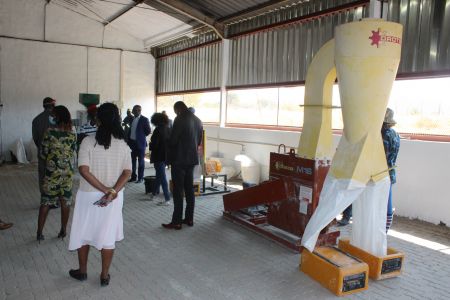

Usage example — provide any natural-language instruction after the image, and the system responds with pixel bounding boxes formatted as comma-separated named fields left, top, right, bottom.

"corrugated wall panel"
left=154, top=31, right=220, bottom=57
left=227, top=5, right=367, bottom=87
left=387, top=0, right=450, bottom=73
left=157, top=42, right=222, bottom=93
left=225, top=0, right=362, bottom=36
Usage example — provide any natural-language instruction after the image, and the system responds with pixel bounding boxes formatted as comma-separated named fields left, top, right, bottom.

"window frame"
left=155, top=88, right=221, bottom=125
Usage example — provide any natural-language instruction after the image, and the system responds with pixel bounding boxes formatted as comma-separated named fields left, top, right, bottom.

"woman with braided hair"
left=68, top=103, right=132, bottom=287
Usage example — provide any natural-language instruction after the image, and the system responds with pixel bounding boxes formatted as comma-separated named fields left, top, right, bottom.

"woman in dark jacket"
left=149, top=113, right=171, bottom=205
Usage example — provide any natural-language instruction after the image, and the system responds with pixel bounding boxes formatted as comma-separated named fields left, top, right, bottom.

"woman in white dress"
left=68, top=103, right=131, bottom=287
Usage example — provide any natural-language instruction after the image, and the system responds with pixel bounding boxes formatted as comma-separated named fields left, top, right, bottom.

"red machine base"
left=223, top=211, right=340, bottom=253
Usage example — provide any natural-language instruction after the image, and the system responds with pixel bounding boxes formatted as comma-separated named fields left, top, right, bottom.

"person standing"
left=161, top=110, right=173, bottom=128
left=149, top=113, right=171, bottom=206
left=128, top=105, right=150, bottom=183
left=382, top=108, right=400, bottom=233
left=68, top=103, right=131, bottom=287
left=162, top=101, right=203, bottom=230
left=32, top=97, right=56, bottom=207
left=77, top=104, right=98, bottom=143
left=122, top=108, right=134, bottom=142
left=36, top=106, right=76, bottom=242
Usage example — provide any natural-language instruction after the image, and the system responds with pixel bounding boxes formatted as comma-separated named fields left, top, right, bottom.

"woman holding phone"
left=68, top=103, right=131, bottom=287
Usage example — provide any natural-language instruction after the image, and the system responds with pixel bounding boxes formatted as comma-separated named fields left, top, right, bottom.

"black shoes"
left=58, top=229, right=66, bottom=240
left=162, top=223, right=182, bottom=230
left=69, top=269, right=87, bottom=281
left=128, top=178, right=137, bottom=183
left=135, top=179, right=143, bottom=184
left=100, top=274, right=110, bottom=287
left=69, top=269, right=110, bottom=286
left=0, top=220, right=13, bottom=230
left=182, top=219, right=194, bottom=227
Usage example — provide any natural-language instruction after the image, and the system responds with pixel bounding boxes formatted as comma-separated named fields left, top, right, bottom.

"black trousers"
left=130, top=141, right=145, bottom=181
left=171, top=164, right=195, bottom=224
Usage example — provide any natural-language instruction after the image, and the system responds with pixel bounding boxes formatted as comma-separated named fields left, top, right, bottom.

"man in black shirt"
left=162, top=101, right=203, bottom=230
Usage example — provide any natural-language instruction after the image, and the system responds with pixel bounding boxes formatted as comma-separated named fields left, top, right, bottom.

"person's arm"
left=78, top=166, right=109, bottom=194
left=113, top=170, right=132, bottom=194
left=169, top=117, right=181, bottom=146
left=197, top=121, right=204, bottom=146
left=143, top=117, right=151, bottom=136
left=32, top=120, right=39, bottom=147
left=40, top=131, right=50, bottom=160
left=149, top=128, right=157, bottom=151
left=103, top=146, right=132, bottom=202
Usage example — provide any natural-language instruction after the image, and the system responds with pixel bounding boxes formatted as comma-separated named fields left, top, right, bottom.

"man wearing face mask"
left=32, top=97, right=57, bottom=207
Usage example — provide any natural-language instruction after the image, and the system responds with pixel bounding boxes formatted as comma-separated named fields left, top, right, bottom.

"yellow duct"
left=298, top=40, right=336, bottom=161
left=298, top=19, right=402, bottom=184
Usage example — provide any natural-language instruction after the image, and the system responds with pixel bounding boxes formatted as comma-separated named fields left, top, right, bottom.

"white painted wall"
left=122, top=51, right=155, bottom=119
left=204, top=126, right=450, bottom=226
left=0, top=0, right=45, bottom=40
left=0, top=38, right=155, bottom=161
left=0, top=0, right=145, bottom=51
left=0, top=0, right=155, bottom=160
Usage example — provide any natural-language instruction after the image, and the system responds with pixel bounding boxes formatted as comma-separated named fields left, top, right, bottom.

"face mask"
left=49, top=116, right=56, bottom=126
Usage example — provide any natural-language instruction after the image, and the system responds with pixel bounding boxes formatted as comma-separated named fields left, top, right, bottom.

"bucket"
left=143, top=176, right=156, bottom=194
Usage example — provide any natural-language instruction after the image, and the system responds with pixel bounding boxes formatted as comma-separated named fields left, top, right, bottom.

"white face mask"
left=49, top=116, right=56, bottom=125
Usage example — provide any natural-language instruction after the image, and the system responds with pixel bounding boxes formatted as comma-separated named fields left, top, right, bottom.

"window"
left=388, top=77, right=450, bottom=136
left=159, top=77, right=450, bottom=138
left=226, top=86, right=344, bottom=129
left=225, top=76, right=450, bottom=138
left=226, top=88, right=278, bottom=125
left=278, top=87, right=305, bottom=127
left=156, top=91, right=221, bottom=124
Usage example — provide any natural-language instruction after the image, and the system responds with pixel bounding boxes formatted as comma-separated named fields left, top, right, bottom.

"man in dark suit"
left=128, top=105, right=151, bottom=183
left=32, top=97, right=58, bottom=208
left=162, top=101, right=203, bottom=230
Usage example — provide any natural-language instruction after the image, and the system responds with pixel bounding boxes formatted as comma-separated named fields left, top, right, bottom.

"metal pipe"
left=206, top=136, right=296, bottom=149
left=0, top=35, right=148, bottom=54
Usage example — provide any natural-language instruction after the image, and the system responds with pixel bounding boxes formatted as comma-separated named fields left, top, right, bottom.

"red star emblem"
left=369, top=28, right=381, bottom=48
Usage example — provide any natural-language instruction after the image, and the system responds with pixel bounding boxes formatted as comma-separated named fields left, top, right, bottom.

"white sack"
left=301, top=174, right=364, bottom=252
left=9, top=138, right=29, bottom=164
left=301, top=174, right=390, bottom=256
left=352, top=177, right=390, bottom=256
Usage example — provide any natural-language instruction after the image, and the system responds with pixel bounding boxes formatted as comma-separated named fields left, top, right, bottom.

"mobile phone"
left=93, top=199, right=110, bottom=206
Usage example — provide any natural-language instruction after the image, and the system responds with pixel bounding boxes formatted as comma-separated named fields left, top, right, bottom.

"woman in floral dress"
left=36, top=105, right=76, bottom=242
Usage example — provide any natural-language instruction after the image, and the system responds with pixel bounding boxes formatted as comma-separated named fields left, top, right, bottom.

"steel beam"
left=147, top=0, right=224, bottom=38
left=219, top=0, right=304, bottom=23
left=106, top=0, right=144, bottom=24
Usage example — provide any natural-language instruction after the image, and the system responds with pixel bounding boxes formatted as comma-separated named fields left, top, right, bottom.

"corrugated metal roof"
left=184, top=0, right=271, bottom=19
left=51, top=0, right=198, bottom=47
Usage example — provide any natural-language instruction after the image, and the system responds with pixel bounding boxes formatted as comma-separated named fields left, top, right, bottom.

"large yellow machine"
left=299, top=18, right=404, bottom=295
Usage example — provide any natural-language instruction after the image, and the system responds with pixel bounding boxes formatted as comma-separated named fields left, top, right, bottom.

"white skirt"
left=69, top=190, right=124, bottom=251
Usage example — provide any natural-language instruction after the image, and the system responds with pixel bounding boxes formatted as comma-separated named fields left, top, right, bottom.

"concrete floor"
left=1, top=163, right=450, bottom=300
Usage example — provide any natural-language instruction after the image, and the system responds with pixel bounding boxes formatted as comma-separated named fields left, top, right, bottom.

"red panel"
left=267, top=153, right=331, bottom=236
left=223, top=179, right=289, bottom=212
